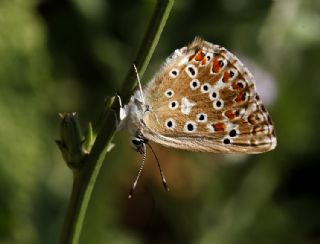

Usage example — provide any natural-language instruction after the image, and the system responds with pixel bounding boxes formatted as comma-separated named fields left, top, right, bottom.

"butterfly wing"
left=141, top=38, right=277, bottom=153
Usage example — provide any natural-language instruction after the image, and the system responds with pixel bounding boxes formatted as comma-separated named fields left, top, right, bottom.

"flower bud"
left=56, top=113, right=85, bottom=170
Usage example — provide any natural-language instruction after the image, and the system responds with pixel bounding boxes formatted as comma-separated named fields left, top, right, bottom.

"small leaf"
left=83, top=122, right=96, bottom=154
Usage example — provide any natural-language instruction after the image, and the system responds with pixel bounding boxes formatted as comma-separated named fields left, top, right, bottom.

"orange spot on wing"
left=188, top=51, right=197, bottom=61
left=232, top=82, right=240, bottom=89
left=201, top=58, right=207, bottom=65
left=235, top=92, right=246, bottom=102
left=212, top=58, right=220, bottom=73
left=213, top=123, right=225, bottom=131
left=194, top=50, right=205, bottom=61
left=222, top=71, right=230, bottom=83
left=224, top=110, right=235, bottom=120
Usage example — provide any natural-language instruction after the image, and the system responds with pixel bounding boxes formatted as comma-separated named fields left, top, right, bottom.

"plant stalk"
left=59, top=0, right=174, bottom=243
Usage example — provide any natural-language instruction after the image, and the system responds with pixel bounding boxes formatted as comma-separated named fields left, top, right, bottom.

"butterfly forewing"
left=141, top=38, right=276, bottom=153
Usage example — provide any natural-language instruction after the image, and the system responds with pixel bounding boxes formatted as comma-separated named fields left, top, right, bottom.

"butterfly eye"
left=169, top=68, right=179, bottom=78
left=168, top=100, right=179, bottom=110
left=131, top=139, right=143, bottom=146
left=201, top=83, right=211, bottom=93
left=130, top=136, right=146, bottom=153
left=165, top=89, right=174, bottom=98
left=184, top=121, right=197, bottom=133
left=190, top=79, right=200, bottom=90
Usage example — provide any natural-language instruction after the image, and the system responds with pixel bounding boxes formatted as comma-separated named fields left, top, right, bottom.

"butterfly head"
left=130, top=134, right=148, bottom=154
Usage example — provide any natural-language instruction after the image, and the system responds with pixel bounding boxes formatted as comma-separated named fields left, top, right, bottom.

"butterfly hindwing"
left=139, top=38, right=276, bottom=153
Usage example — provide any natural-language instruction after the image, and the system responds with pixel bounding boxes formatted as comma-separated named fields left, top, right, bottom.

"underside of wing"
left=141, top=38, right=277, bottom=154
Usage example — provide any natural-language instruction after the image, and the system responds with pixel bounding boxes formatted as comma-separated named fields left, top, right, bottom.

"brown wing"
left=141, top=38, right=276, bottom=153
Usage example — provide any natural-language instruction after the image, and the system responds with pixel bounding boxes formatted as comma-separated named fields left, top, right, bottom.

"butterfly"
left=118, top=37, right=277, bottom=197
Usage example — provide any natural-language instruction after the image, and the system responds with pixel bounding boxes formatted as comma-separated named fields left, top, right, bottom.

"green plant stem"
left=59, top=1, right=174, bottom=244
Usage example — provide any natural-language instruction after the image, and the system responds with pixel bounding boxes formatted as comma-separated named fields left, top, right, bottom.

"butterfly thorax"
left=118, top=90, right=152, bottom=151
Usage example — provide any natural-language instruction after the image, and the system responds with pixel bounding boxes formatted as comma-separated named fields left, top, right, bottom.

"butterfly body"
left=120, top=38, right=277, bottom=154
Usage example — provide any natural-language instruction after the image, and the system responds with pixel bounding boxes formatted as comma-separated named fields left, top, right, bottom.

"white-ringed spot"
left=185, top=64, right=198, bottom=78
left=213, top=99, right=224, bottom=110
left=181, top=97, right=196, bottom=115
left=168, top=100, right=179, bottom=110
left=211, top=58, right=227, bottom=74
left=209, top=89, right=218, bottom=100
left=196, top=113, right=208, bottom=123
left=223, top=137, right=232, bottom=145
left=228, top=129, right=238, bottom=138
left=164, top=118, right=176, bottom=130
left=184, top=121, right=197, bottom=133
left=229, top=68, right=237, bottom=80
left=218, top=59, right=227, bottom=69
left=206, top=53, right=213, bottom=61
left=201, top=83, right=211, bottom=93
left=236, top=80, right=246, bottom=89
left=169, top=68, right=179, bottom=78
left=190, top=79, right=200, bottom=90
left=164, top=89, right=174, bottom=98
left=199, top=52, right=213, bottom=66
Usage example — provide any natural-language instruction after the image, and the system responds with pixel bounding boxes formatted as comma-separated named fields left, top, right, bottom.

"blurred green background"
left=1, top=0, right=320, bottom=243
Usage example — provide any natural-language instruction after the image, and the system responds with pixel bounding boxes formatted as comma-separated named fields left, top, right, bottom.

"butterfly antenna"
left=133, top=64, right=145, bottom=105
left=146, top=143, right=169, bottom=192
left=128, top=143, right=147, bottom=199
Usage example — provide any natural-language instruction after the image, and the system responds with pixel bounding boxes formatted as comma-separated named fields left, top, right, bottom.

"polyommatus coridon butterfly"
left=118, top=37, right=277, bottom=197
